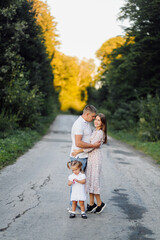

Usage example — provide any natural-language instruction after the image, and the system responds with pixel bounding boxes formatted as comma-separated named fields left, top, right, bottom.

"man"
left=70, top=105, right=101, bottom=170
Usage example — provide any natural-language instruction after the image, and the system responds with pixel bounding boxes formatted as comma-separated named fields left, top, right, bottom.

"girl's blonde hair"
left=67, top=160, right=82, bottom=171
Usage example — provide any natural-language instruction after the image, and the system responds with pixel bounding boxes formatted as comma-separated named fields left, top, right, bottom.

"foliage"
left=0, top=111, right=18, bottom=134
left=138, top=95, right=160, bottom=141
left=108, top=127, right=160, bottom=164
left=0, top=110, right=58, bottom=169
left=0, top=0, right=58, bottom=129
left=32, top=0, right=60, bottom=59
left=95, top=36, right=126, bottom=78
left=92, top=0, right=160, bottom=142
left=53, top=52, right=95, bottom=111
left=32, top=0, right=95, bottom=112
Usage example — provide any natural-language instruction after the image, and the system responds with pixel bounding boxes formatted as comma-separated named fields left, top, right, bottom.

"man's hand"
left=92, top=141, right=101, bottom=148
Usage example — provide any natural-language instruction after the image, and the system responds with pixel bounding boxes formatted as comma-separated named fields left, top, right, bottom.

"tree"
left=32, top=0, right=60, bottom=60
left=93, top=0, right=160, bottom=130
left=0, top=0, right=55, bottom=127
left=96, top=36, right=125, bottom=77
left=53, top=52, right=95, bottom=111
left=118, top=0, right=160, bottom=97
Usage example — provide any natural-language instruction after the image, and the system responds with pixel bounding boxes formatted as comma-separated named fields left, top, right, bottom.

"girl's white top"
left=68, top=172, right=86, bottom=201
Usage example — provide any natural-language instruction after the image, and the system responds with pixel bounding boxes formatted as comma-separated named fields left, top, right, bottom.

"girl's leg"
left=89, top=193, right=95, bottom=206
left=79, top=201, right=87, bottom=219
left=95, top=194, right=102, bottom=206
left=79, top=201, right=85, bottom=212
left=72, top=201, right=77, bottom=212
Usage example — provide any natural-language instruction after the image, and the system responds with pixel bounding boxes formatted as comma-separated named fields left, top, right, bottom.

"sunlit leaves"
left=32, top=0, right=95, bottom=112
left=53, top=52, right=95, bottom=111
left=32, top=0, right=60, bottom=59
left=95, top=36, right=126, bottom=79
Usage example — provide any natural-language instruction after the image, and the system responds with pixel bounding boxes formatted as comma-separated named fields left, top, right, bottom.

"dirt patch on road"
left=110, top=188, right=155, bottom=240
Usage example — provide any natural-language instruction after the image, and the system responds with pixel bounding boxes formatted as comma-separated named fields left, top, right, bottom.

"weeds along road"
left=0, top=114, right=160, bottom=240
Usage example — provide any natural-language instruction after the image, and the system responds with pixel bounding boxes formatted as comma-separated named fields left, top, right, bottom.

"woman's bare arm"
left=75, top=135, right=100, bottom=148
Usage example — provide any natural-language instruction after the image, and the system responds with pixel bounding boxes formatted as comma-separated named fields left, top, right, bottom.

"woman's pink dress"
left=85, top=129, right=104, bottom=194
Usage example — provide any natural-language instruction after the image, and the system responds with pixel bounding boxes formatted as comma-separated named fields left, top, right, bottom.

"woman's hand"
left=72, top=149, right=83, bottom=157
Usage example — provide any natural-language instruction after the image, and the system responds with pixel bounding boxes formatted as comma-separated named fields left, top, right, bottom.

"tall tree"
left=32, top=0, right=60, bottom=59
left=0, top=0, right=55, bottom=127
left=91, top=0, right=160, bottom=130
left=118, top=0, right=160, bottom=96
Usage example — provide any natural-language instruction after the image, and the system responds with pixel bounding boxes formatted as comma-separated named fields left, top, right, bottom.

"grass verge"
left=108, top=128, right=160, bottom=165
left=0, top=112, right=58, bottom=170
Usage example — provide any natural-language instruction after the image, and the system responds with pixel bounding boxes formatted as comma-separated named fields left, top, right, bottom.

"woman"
left=72, top=113, right=107, bottom=214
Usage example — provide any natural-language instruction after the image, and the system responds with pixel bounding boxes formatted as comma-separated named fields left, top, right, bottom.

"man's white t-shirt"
left=70, top=116, right=92, bottom=158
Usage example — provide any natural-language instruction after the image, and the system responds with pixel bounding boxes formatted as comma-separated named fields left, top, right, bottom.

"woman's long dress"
left=85, top=129, right=104, bottom=194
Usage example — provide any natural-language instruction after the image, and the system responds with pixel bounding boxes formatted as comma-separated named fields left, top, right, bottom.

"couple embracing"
left=67, top=105, right=107, bottom=219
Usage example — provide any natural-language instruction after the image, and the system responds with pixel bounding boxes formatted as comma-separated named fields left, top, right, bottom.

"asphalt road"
left=0, top=114, right=160, bottom=240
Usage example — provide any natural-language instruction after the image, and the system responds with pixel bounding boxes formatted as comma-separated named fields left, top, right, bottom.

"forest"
left=0, top=0, right=160, bottom=168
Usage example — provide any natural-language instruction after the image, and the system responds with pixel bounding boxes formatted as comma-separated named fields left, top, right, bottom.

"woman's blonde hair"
left=97, top=113, right=107, bottom=144
left=67, top=160, right=82, bottom=171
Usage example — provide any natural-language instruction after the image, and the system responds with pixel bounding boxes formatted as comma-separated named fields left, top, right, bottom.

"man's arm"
left=75, top=135, right=100, bottom=148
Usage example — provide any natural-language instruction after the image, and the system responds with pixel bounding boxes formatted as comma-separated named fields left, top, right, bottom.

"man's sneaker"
left=86, top=203, right=97, bottom=213
left=69, top=213, right=76, bottom=218
left=94, top=202, right=106, bottom=214
left=81, top=213, right=87, bottom=219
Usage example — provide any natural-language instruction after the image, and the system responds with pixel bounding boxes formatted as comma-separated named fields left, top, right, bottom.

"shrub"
left=0, top=110, right=18, bottom=135
left=110, top=101, right=139, bottom=130
left=138, top=95, right=160, bottom=141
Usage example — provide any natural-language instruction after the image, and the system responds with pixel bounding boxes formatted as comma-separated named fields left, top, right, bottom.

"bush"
left=0, top=111, right=18, bottom=135
left=4, top=74, right=44, bottom=128
left=138, top=95, right=160, bottom=141
left=110, top=101, right=139, bottom=130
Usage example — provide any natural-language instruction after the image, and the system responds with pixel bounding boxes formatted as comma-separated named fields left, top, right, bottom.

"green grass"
left=0, top=112, right=58, bottom=170
left=108, top=128, right=160, bottom=164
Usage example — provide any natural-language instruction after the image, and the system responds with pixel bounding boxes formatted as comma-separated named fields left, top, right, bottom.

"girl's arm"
left=73, top=178, right=86, bottom=184
left=68, top=180, right=73, bottom=186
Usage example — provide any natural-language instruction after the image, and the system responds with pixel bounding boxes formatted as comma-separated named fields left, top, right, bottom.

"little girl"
left=67, top=160, right=87, bottom=219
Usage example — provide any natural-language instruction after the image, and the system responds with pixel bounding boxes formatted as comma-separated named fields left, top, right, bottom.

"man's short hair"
left=83, top=105, right=97, bottom=114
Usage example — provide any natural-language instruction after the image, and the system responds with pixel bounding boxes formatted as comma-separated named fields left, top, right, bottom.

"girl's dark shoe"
left=81, top=213, right=87, bottom=219
left=69, top=213, right=76, bottom=218
left=94, top=202, right=106, bottom=214
left=86, top=203, right=97, bottom=213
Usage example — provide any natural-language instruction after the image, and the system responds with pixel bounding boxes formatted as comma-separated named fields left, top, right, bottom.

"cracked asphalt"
left=0, top=114, right=160, bottom=240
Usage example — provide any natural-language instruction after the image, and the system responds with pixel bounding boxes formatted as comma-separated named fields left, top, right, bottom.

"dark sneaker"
left=86, top=203, right=97, bottom=213
left=94, top=202, right=106, bottom=214
left=69, top=213, right=76, bottom=218
left=81, top=213, right=87, bottom=219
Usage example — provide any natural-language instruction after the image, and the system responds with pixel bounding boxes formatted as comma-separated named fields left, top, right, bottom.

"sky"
left=44, top=0, right=128, bottom=65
